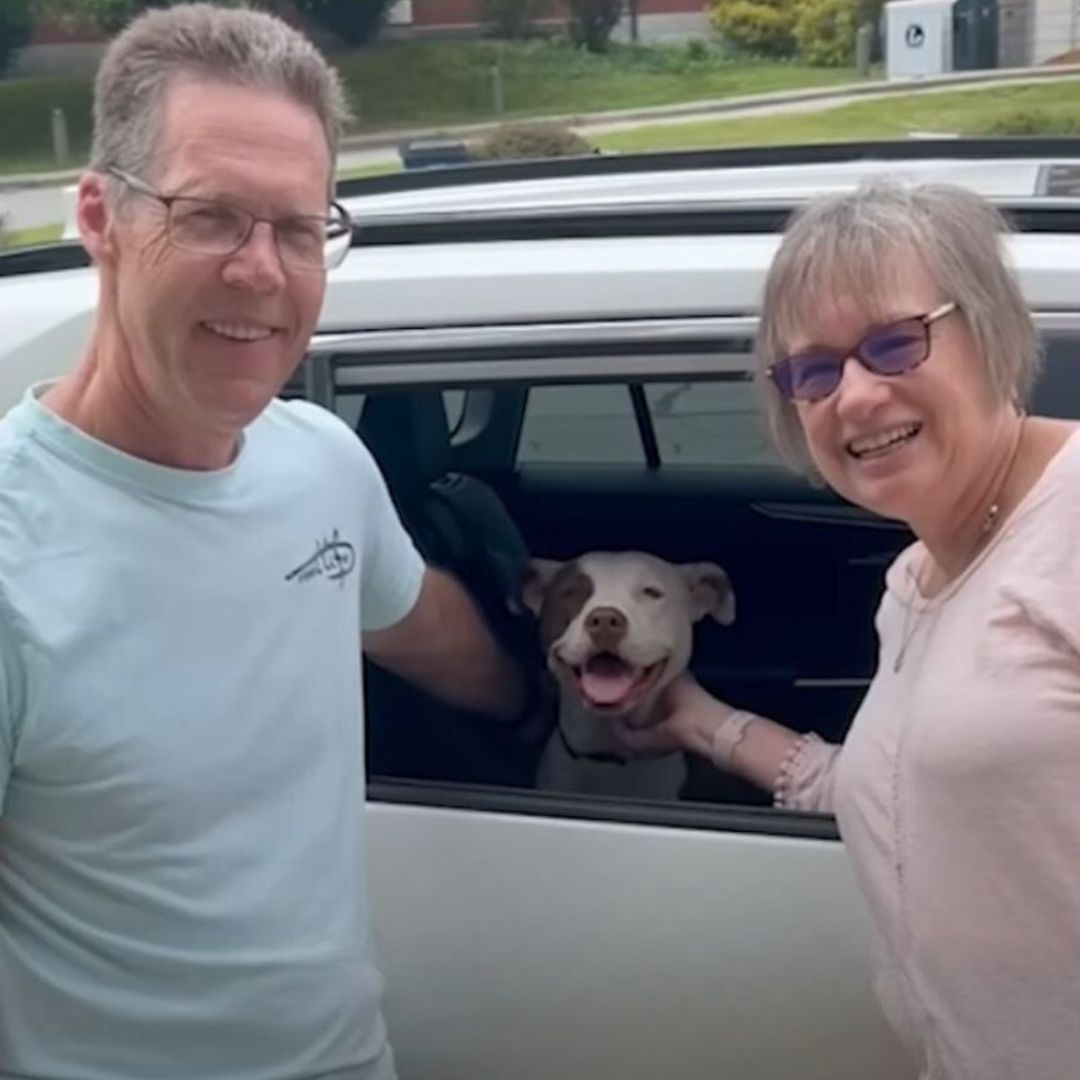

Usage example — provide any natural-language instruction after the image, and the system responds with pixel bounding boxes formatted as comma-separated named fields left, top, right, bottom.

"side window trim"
left=629, top=383, right=661, bottom=469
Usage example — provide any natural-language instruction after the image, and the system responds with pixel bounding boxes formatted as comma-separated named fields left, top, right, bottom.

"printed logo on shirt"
left=285, top=529, right=357, bottom=587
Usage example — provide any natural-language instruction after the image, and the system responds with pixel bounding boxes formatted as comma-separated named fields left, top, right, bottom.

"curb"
left=2, top=63, right=1078, bottom=193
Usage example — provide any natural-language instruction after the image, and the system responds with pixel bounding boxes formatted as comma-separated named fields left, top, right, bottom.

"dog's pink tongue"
left=581, top=669, right=637, bottom=705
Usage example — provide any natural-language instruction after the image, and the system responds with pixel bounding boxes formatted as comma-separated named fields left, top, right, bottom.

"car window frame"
left=306, top=312, right=1079, bottom=840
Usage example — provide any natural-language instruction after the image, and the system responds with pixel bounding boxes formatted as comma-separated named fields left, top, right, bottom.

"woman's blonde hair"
left=755, top=181, right=1041, bottom=473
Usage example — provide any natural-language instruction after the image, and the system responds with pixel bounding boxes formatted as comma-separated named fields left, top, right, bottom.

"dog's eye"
left=642, top=586, right=664, bottom=599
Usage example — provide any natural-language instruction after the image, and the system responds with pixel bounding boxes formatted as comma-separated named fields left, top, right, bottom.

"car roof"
left=2, top=139, right=1078, bottom=416
left=337, top=138, right=1080, bottom=224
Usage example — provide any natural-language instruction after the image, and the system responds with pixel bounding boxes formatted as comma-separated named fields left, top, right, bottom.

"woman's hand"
left=609, top=674, right=740, bottom=762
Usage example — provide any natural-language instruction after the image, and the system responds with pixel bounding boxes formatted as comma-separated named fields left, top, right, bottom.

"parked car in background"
left=2, top=138, right=1078, bottom=1080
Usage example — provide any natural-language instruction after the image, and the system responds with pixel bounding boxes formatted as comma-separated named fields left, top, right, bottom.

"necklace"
left=892, top=416, right=1027, bottom=674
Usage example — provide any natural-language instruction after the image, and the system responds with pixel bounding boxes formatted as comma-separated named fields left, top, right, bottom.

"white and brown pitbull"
left=523, top=551, right=735, bottom=799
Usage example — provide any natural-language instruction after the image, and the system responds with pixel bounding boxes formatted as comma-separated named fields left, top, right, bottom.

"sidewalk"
left=3, top=63, right=1078, bottom=193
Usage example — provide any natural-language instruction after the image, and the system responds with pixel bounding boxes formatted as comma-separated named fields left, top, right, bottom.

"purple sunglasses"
left=768, top=301, right=958, bottom=403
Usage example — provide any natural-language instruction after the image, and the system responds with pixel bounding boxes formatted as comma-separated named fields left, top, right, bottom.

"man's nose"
left=833, top=356, right=891, bottom=420
left=221, top=221, right=286, bottom=293
left=585, top=606, right=628, bottom=646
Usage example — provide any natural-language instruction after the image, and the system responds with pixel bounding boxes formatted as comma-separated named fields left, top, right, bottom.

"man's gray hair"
left=90, top=2, right=350, bottom=192
left=755, top=181, right=1041, bottom=474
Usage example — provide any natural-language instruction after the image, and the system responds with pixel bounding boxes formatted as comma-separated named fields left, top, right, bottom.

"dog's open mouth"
left=573, top=652, right=666, bottom=711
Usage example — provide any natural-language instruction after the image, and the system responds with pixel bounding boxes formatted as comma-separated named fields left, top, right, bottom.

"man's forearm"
left=363, top=568, right=526, bottom=722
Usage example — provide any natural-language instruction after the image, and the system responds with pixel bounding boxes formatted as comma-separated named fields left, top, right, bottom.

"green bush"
left=473, top=122, right=596, bottom=160
left=977, top=108, right=1080, bottom=136
left=0, top=75, right=93, bottom=164
left=567, top=0, right=625, bottom=54
left=294, top=0, right=397, bottom=45
left=480, top=0, right=552, bottom=38
left=794, top=0, right=859, bottom=67
left=684, top=38, right=710, bottom=62
left=708, top=0, right=797, bottom=59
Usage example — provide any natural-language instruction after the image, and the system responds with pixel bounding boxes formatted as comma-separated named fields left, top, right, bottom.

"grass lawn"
left=334, top=40, right=863, bottom=129
left=0, top=222, right=63, bottom=250
left=594, top=79, right=1080, bottom=152
left=336, top=161, right=404, bottom=182
left=0, top=39, right=866, bottom=176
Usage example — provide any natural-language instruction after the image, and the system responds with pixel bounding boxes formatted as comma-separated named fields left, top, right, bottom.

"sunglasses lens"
left=862, top=320, right=927, bottom=375
left=777, top=354, right=841, bottom=402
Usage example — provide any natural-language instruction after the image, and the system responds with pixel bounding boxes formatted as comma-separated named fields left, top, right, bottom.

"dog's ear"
left=681, top=563, right=736, bottom=626
left=520, top=558, right=564, bottom=616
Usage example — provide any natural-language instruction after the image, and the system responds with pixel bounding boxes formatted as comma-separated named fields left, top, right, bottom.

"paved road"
left=3, top=69, right=1077, bottom=235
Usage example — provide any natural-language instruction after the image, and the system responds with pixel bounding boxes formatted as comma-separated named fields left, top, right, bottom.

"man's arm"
left=362, top=567, right=526, bottom=723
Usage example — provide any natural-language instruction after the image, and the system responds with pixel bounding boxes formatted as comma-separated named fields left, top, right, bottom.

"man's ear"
left=76, top=171, right=118, bottom=264
left=681, top=562, right=736, bottom=626
left=520, top=558, right=564, bottom=617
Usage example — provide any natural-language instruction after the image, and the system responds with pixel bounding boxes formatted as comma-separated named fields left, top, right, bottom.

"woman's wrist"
left=709, top=709, right=759, bottom=771
left=681, top=694, right=754, bottom=765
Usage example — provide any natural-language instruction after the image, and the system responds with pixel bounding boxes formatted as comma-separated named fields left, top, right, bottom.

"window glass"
left=517, top=379, right=782, bottom=467
left=646, top=380, right=781, bottom=467
left=334, top=391, right=465, bottom=433
left=443, top=389, right=466, bottom=433
left=1031, top=333, right=1080, bottom=421
left=519, top=384, right=645, bottom=465
left=335, top=392, right=366, bottom=430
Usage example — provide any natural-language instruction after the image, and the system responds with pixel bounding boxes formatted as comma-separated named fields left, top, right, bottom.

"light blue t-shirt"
left=0, top=388, right=425, bottom=1080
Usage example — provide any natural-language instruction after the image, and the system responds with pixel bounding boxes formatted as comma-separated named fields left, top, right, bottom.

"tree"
left=0, top=0, right=33, bottom=76
left=567, top=0, right=624, bottom=54
left=33, top=0, right=189, bottom=34
left=291, top=0, right=396, bottom=46
left=480, top=0, right=552, bottom=39
left=31, top=0, right=395, bottom=46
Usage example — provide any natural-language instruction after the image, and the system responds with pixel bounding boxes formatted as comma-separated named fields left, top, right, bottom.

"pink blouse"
left=777, top=429, right=1080, bottom=1079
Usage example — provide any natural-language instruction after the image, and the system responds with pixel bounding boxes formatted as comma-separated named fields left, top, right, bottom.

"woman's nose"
left=833, top=356, right=892, bottom=419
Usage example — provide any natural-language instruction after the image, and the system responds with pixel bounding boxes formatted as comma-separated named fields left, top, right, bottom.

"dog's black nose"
left=585, top=606, right=627, bottom=644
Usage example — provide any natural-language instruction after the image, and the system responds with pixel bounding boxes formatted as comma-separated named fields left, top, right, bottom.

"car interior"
left=322, top=326, right=1079, bottom=809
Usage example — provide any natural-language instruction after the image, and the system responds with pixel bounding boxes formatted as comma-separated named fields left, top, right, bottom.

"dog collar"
left=557, top=723, right=628, bottom=766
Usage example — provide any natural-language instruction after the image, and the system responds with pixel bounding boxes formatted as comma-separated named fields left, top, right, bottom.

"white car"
left=2, top=138, right=1079, bottom=1080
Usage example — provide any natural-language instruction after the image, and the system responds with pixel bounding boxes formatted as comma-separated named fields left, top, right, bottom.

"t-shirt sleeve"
left=0, top=612, right=23, bottom=813
left=354, top=440, right=426, bottom=632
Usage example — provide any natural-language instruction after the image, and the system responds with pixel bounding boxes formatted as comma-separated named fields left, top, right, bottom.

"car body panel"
left=367, top=799, right=913, bottom=1080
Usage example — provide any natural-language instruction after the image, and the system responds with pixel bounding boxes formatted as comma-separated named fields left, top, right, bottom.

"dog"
left=523, top=551, right=735, bottom=800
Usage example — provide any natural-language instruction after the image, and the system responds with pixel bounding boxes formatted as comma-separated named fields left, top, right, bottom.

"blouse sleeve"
left=773, top=732, right=842, bottom=813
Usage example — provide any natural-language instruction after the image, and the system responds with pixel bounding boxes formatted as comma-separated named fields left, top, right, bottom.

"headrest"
left=357, top=391, right=451, bottom=490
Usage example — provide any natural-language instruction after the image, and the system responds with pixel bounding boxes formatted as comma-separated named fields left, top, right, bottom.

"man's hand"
left=362, top=567, right=526, bottom=724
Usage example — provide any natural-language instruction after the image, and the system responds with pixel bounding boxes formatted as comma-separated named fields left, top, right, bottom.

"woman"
left=615, top=182, right=1080, bottom=1079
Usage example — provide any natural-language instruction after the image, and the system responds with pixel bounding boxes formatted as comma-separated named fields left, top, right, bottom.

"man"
left=0, top=5, right=524, bottom=1078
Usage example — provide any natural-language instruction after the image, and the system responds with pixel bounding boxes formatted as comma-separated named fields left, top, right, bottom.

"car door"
left=307, top=320, right=918, bottom=1080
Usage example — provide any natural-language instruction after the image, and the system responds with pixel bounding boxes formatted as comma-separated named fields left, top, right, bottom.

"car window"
left=517, top=379, right=781, bottom=467
left=1031, top=332, right=1080, bottom=420
left=518, top=384, right=646, bottom=465
left=357, top=366, right=884, bottom=819
left=646, top=381, right=780, bottom=467
left=333, top=390, right=465, bottom=433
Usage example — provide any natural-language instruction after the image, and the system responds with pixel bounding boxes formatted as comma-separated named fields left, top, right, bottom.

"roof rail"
left=336, top=136, right=1080, bottom=199
left=350, top=198, right=1079, bottom=248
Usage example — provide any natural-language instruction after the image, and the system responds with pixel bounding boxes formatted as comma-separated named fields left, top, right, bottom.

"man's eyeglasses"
left=767, top=302, right=958, bottom=403
left=106, top=167, right=353, bottom=272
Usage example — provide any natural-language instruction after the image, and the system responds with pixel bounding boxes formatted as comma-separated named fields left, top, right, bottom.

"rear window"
left=518, top=380, right=779, bottom=467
